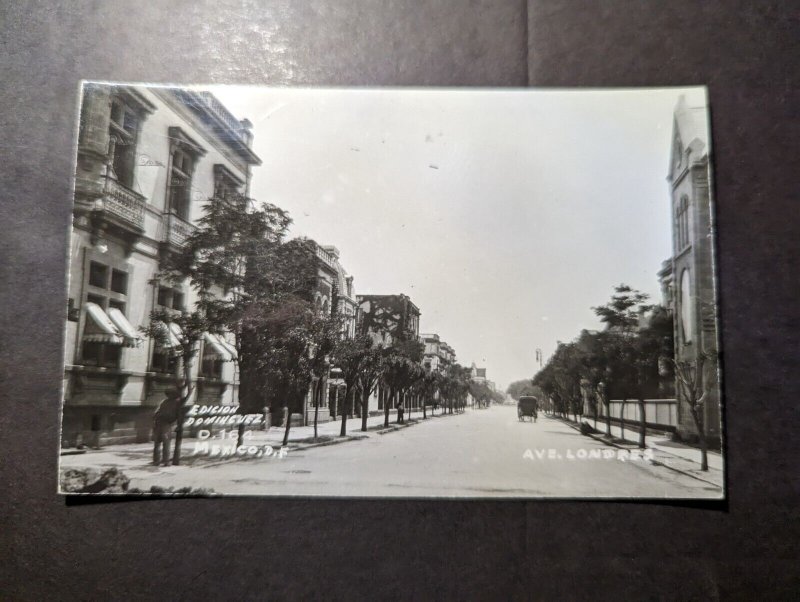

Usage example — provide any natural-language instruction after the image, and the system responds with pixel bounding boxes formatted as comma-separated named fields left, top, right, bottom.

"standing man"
left=152, top=388, right=181, bottom=466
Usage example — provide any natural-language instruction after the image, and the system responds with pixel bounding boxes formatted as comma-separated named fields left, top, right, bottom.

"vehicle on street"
left=517, top=396, right=538, bottom=422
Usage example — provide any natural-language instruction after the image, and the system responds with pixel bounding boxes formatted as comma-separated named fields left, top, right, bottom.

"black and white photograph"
left=58, top=83, right=723, bottom=498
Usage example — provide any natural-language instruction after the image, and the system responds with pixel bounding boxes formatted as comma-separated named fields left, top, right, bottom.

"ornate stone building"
left=421, top=333, right=456, bottom=374
left=356, top=294, right=421, bottom=414
left=299, top=244, right=358, bottom=425
left=664, top=95, right=721, bottom=444
left=63, top=84, right=260, bottom=446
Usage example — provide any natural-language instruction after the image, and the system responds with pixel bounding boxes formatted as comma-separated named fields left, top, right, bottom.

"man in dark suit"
left=152, top=388, right=181, bottom=466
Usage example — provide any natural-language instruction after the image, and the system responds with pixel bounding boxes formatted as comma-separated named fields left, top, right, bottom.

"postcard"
left=58, top=83, right=723, bottom=498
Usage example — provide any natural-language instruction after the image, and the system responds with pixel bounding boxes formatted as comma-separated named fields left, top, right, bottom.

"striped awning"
left=153, top=321, right=182, bottom=349
left=106, top=307, right=143, bottom=348
left=218, top=338, right=238, bottom=360
left=203, top=332, right=233, bottom=361
left=83, top=302, right=123, bottom=345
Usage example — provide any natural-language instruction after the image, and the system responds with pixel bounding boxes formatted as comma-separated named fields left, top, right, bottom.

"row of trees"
left=528, top=284, right=714, bottom=470
left=145, top=193, right=475, bottom=465
left=533, top=286, right=671, bottom=446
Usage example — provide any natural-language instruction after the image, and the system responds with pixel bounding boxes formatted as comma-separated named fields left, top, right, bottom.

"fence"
left=596, top=399, right=678, bottom=432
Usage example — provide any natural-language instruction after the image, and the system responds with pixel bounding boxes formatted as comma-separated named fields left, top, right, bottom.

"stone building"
left=421, top=333, right=456, bottom=373
left=664, top=95, right=721, bottom=445
left=63, top=84, right=260, bottom=447
left=356, top=294, right=421, bottom=414
left=300, top=244, right=357, bottom=425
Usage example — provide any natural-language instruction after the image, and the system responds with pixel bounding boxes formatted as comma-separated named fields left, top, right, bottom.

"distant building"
left=421, top=333, right=456, bottom=373
left=356, top=294, right=421, bottom=414
left=469, top=363, right=487, bottom=384
left=357, top=294, right=420, bottom=347
left=307, top=244, right=357, bottom=424
left=663, top=95, right=720, bottom=444
left=63, top=84, right=260, bottom=447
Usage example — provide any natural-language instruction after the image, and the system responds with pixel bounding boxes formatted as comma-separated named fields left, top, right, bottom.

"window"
left=675, top=195, right=691, bottom=251
left=89, top=262, right=108, bottom=288
left=151, top=285, right=185, bottom=374
left=166, top=127, right=206, bottom=220
left=81, top=341, right=122, bottom=368
left=151, top=342, right=179, bottom=375
left=110, top=269, right=128, bottom=294
left=680, top=269, right=694, bottom=344
left=80, top=260, right=129, bottom=368
left=213, top=164, right=244, bottom=200
left=200, top=346, right=223, bottom=379
left=157, top=286, right=185, bottom=311
left=168, top=148, right=193, bottom=219
left=108, top=97, right=140, bottom=188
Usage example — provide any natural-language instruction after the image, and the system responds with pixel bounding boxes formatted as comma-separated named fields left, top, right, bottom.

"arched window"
left=680, top=269, right=694, bottom=344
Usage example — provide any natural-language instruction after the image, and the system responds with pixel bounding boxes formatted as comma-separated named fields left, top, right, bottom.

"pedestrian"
left=152, top=388, right=181, bottom=466
left=397, top=399, right=405, bottom=424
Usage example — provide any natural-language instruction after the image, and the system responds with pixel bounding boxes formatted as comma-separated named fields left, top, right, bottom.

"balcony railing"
left=315, top=245, right=338, bottom=270
left=163, top=212, right=196, bottom=247
left=102, top=177, right=146, bottom=230
left=197, top=92, right=248, bottom=143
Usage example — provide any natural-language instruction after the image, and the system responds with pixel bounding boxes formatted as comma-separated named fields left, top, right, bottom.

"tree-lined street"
left=118, top=404, right=721, bottom=498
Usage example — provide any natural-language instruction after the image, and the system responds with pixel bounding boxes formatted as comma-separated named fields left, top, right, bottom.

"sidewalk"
left=557, top=415, right=724, bottom=489
left=59, top=409, right=451, bottom=479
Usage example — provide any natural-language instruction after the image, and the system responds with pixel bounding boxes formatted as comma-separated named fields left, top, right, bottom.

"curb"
left=198, top=416, right=436, bottom=469
left=557, top=417, right=723, bottom=488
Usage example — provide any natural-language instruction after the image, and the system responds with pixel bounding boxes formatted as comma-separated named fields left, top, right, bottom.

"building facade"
left=299, top=244, right=358, bottom=425
left=63, top=84, right=260, bottom=447
left=664, top=95, right=721, bottom=444
left=421, top=333, right=456, bottom=374
left=356, top=294, right=421, bottom=414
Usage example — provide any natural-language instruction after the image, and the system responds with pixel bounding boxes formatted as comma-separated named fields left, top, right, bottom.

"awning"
left=218, top=338, right=238, bottom=360
left=168, top=322, right=184, bottom=348
left=153, top=321, right=182, bottom=349
left=106, top=307, right=143, bottom=348
left=203, top=332, right=232, bottom=361
left=83, top=302, right=123, bottom=345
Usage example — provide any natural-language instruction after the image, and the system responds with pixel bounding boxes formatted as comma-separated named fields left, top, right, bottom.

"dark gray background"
left=1, top=1, right=797, bottom=599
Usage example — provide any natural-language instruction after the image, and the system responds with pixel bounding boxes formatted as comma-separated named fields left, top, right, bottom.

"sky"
left=206, top=85, right=708, bottom=391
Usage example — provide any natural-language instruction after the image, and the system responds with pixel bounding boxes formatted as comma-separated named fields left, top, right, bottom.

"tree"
left=245, top=237, right=333, bottom=446
left=415, top=369, right=440, bottom=419
left=380, top=339, right=424, bottom=426
left=506, top=379, right=544, bottom=401
left=592, top=284, right=654, bottom=444
left=140, top=309, right=208, bottom=465
left=673, top=352, right=714, bottom=471
left=331, top=333, right=379, bottom=436
left=355, top=343, right=385, bottom=431
left=144, top=193, right=292, bottom=463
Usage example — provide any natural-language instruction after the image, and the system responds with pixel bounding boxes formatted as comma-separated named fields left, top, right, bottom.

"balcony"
left=163, top=212, right=196, bottom=248
left=100, top=177, right=146, bottom=231
left=315, top=245, right=338, bottom=270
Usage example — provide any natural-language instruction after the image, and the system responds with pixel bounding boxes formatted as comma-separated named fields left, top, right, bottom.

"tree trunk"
left=237, top=421, right=246, bottom=448
left=172, top=366, right=192, bottom=465
left=619, top=399, right=626, bottom=441
left=423, top=394, right=427, bottom=419
left=313, top=379, right=320, bottom=440
left=282, top=406, right=291, bottom=446
left=638, top=397, right=646, bottom=449
left=605, top=403, right=611, bottom=437
left=384, top=390, right=392, bottom=428
left=361, top=387, right=370, bottom=432
left=691, top=408, right=709, bottom=471
left=340, top=387, right=350, bottom=436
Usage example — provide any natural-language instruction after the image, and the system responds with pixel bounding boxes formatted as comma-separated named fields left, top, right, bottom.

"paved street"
left=123, top=404, right=722, bottom=498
